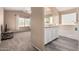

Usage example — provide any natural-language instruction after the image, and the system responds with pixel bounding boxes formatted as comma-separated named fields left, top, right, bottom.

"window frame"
left=61, top=12, right=77, bottom=25
left=44, top=15, right=53, bottom=25
left=16, top=16, right=31, bottom=28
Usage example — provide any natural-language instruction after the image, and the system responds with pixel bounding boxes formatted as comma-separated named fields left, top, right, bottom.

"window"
left=62, top=13, right=76, bottom=25
left=16, top=16, right=31, bottom=28
left=24, top=18, right=31, bottom=26
left=17, top=17, right=25, bottom=27
left=44, top=16, right=53, bottom=26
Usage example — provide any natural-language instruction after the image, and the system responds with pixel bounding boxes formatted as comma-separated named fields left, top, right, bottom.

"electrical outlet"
left=75, top=27, right=78, bottom=31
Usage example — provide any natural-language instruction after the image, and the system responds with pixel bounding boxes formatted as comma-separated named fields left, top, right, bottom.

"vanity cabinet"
left=44, top=26, right=59, bottom=44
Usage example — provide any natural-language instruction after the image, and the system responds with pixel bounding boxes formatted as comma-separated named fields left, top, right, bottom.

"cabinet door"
left=49, top=28, right=53, bottom=42
left=52, top=27, right=58, bottom=40
left=44, top=28, right=50, bottom=44
left=54, top=27, right=58, bottom=38
left=44, top=27, right=58, bottom=44
left=44, top=28, right=53, bottom=44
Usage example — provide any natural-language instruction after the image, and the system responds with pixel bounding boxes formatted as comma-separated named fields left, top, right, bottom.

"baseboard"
left=45, top=38, right=58, bottom=46
left=0, top=41, right=1, bottom=43
left=13, top=30, right=30, bottom=33
left=31, top=43, right=41, bottom=51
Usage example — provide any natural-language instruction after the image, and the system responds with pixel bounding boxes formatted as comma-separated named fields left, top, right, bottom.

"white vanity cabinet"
left=44, top=26, right=59, bottom=45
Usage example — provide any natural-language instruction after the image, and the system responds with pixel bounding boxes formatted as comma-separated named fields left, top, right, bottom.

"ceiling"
left=44, top=7, right=75, bottom=12
left=4, top=7, right=75, bottom=14
left=4, top=7, right=31, bottom=13
left=4, top=7, right=75, bottom=11
left=56, top=7, right=75, bottom=11
left=44, top=7, right=76, bottom=16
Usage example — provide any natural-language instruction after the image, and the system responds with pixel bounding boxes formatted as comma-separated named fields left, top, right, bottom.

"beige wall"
left=0, top=8, right=4, bottom=41
left=0, top=8, right=4, bottom=26
left=31, top=7, right=44, bottom=50
left=52, top=7, right=59, bottom=25
left=4, top=10, right=30, bottom=31
left=45, top=7, right=59, bottom=25
left=58, top=25, right=79, bottom=40
left=60, top=8, right=77, bottom=15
